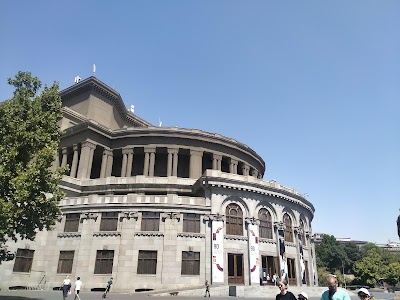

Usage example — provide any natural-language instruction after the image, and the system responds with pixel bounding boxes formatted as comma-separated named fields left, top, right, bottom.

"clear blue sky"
left=1, top=1, right=399, bottom=244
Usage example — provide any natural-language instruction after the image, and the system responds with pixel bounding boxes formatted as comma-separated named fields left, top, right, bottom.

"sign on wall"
left=278, top=229, right=288, bottom=282
left=212, top=220, right=224, bottom=283
left=298, top=234, right=306, bottom=284
left=248, top=223, right=260, bottom=284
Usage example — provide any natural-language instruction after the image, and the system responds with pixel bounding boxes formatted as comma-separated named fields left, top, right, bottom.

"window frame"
left=94, top=250, right=114, bottom=274
left=225, top=203, right=243, bottom=236
left=283, top=213, right=294, bottom=243
left=57, top=250, right=75, bottom=274
left=13, top=249, right=34, bottom=273
left=182, top=213, right=200, bottom=233
left=137, top=250, right=157, bottom=274
left=100, top=212, right=119, bottom=231
left=64, top=213, right=80, bottom=232
left=141, top=212, right=160, bottom=231
left=258, top=208, right=273, bottom=239
left=181, top=251, right=200, bottom=275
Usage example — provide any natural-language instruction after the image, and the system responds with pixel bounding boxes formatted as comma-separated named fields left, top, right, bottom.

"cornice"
left=134, top=232, right=164, bottom=237
left=93, top=232, right=121, bottom=237
left=225, top=235, right=248, bottom=241
left=259, top=238, right=276, bottom=245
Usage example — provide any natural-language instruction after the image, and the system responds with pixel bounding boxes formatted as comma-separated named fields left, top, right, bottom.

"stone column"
left=161, top=213, right=181, bottom=284
left=144, top=147, right=156, bottom=176
left=167, top=149, right=173, bottom=177
left=70, top=144, right=79, bottom=178
left=86, top=143, right=96, bottom=179
left=121, top=149, right=128, bottom=177
left=189, top=149, right=203, bottom=178
left=149, top=150, right=156, bottom=177
left=61, top=147, right=68, bottom=168
left=77, top=141, right=97, bottom=179
left=171, top=148, right=179, bottom=177
left=251, top=168, right=259, bottom=178
left=246, top=218, right=260, bottom=285
left=229, top=158, right=238, bottom=174
left=100, top=148, right=109, bottom=178
left=213, top=154, right=222, bottom=171
left=105, top=149, right=114, bottom=177
left=242, top=164, right=250, bottom=176
left=126, top=149, right=134, bottom=177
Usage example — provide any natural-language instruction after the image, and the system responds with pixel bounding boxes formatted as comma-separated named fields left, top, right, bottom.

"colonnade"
left=56, top=140, right=262, bottom=180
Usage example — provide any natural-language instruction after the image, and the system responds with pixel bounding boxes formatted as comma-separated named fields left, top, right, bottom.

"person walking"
left=204, top=280, right=210, bottom=297
left=74, top=277, right=82, bottom=300
left=102, top=277, right=113, bottom=298
left=357, top=288, right=375, bottom=300
left=321, top=274, right=351, bottom=300
left=61, top=275, right=71, bottom=300
left=276, top=279, right=297, bottom=300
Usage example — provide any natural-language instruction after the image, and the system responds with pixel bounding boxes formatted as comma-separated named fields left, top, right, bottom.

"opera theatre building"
left=0, top=77, right=318, bottom=292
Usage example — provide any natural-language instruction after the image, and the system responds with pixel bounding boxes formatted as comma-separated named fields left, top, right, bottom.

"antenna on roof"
left=93, top=64, right=96, bottom=76
left=130, top=105, right=135, bottom=114
left=159, top=117, right=162, bottom=127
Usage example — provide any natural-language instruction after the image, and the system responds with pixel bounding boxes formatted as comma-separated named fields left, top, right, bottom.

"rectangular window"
left=100, top=212, right=118, bottom=231
left=94, top=250, right=114, bottom=274
left=141, top=212, right=160, bottom=231
left=137, top=250, right=157, bottom=274
left=181, top=251, right=200, bottom=275
left=64, top=213, right=80, bottom=232
left=13, top=249, right=34, bottom=272
left=183, top=213, right=200, bottom=233
left=57, top=251, right=74, bottom=274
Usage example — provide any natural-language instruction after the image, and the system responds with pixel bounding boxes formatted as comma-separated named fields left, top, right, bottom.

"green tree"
left=353, top=248, right=387, bottom=287
left=0, top=71, right=64, bottom=262
left=386, top=262, right=400, bottom=286
left=342, top=242, right=361, bottom=273
left=315, top=235, right=348, bottom=273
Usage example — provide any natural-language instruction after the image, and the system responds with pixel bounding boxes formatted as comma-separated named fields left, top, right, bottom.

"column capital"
left=61, top=147, right=68, bottom=154
left=119, top=211, right=138, bottom=221
left=81, top=212, right=98, bottom=221
left=167, top=147, right=179, bottom=155
left=190, top=149, right=203, bottom=157
left=82, top=141, right=97, bottom=150
left=245, top=217, right=260, bottom=225
left=229, top=158, right=238, bottom=165
left=72, top=144, right=79, bottom=151
left=161, top=212, right=181, bottom=221
left=213, top=154, right=222, bottom=161
left=274, top=221, right=285, bottom=231
left=204, top=213, right=225, bottom=222
left=144, top=146, right=156, bottom=153
left=294, top=226, right=303, bottom=236
left=103, top=148, right=113, bottom=156
left=122, top=148, right=134, bottom=155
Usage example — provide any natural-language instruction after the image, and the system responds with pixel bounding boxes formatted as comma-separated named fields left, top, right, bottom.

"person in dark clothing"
left=275, top=279, right=297, bottom=300
left=61, top=275, right=71, bottom=300
left=204, top=280, right=210, bottom=297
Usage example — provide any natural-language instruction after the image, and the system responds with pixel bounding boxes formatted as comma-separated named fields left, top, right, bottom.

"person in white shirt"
left=61, top=275, right=71, bottom=300
left=74, top=277, right=82, bottom=300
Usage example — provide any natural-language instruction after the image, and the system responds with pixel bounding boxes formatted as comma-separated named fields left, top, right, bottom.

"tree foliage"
left=315, top=235, right=349, bottom=273
left=353, top=248, right=386, bottom=287
left=0, top=71, right=64, bottom=262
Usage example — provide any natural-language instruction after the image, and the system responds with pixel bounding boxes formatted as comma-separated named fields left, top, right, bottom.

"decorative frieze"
left=81, top=212, right=98, bottom=222
left=259, top=238, right=276, bottom=244
left=134, top=232, right=164, bottom=237
left=93, top=232, right=121, bottom=237
left=119, top=211, right=138, bottom=221
left=57, top=232, right=81, bottom=238
left=225, top=235, right=248, bottom=241
left=177, top=233, right=205, bottom=239
left=161, top=212, right=181, bottom=221
left=203, top=213, right=225, bottom=222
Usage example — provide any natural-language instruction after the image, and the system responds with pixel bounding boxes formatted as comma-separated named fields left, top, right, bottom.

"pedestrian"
left=204, top=280, right=210, bottom=297
left=321, top=274, right=351, bottom=300
left=298, top=292, right=309, bottom=300
left=74, top=277, right=82, bottom=300
left=276, top=279, right=297, bottom=300
left=357, top=288, right=375, bottom=300
left=102, top=277, right=113, bottom=298
left=61, top=275, right=71, bottom=300
left=272, top=273, right=277, bottom=286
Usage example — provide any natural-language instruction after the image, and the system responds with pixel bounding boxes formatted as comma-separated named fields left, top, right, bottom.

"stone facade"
left=0, top=77, right=318, bottom=292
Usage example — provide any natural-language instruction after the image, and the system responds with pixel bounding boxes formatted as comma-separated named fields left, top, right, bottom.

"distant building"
left=313, top=233, right=400, bottom=252
left=0, top=77, right=318, bottom=292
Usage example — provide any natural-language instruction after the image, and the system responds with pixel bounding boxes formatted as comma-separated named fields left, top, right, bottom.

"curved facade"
left=0, top=77, right=317, bottom=292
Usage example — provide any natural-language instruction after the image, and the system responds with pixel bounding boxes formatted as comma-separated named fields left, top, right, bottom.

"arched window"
left=300, top=219, right=306, bottom=245
left=283, top=213, right=293, bottom=243
left=226, top=203, right=243, bottom=236
left=258, top=208, right=273, bottom=239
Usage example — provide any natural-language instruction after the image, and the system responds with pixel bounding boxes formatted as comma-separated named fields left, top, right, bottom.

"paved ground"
left=0, top=290, right=396, bottom=300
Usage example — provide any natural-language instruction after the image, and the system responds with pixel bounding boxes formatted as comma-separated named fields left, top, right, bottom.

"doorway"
left=228, top=253, right=244, bottom=285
